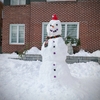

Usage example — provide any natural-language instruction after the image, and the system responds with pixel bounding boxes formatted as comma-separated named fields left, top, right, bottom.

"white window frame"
left=10, top=0, right=26, bottom=5
left=9, top=24, right=25, bottom=45
left=42, top=22, right=79, bottom=46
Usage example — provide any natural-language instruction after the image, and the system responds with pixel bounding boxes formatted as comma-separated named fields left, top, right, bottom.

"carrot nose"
left=52, top=25, right=54, bottom=28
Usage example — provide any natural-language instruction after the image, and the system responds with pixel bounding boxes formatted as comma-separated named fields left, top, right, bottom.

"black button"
left=53, top=64, right=55, bottom=66
left=54, top=69, right=56, bottom=71
left=53, top=46, right=55, bottom=48
left=53, top=52, right=56, bottom=54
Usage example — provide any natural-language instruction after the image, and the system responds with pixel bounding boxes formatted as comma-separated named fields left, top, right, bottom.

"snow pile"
left=10, top=52, right=20, bottom=58
left=26, top=47, right=41, bottom=54
left=91, top=50, right=100, bottom=57
left=71, top=49, right=100, bottom=57
left=71, top=49, right=91, bottom=56
left=0, top=52, right=19, bottom=59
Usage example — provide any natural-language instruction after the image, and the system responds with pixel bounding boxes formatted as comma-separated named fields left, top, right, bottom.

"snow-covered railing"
left=22, top=54, right=42, bottom=61
left=66, top=56, right=99, bottom=64
left=98, top=58, right=100, bottom=64
left=20, top=54, right=100, bottom=64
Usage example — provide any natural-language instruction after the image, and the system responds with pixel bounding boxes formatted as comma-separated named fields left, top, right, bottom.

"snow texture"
left=0, top=54, right=100, bottom=100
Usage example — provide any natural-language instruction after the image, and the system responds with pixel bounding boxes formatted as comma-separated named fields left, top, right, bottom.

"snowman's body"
left=39, top=14, right=74, bottom=84
left=40, top=37, right=71, bottom=83
left=42, top=37, right=67, bottom=62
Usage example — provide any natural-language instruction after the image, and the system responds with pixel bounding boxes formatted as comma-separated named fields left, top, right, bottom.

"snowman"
left=39, top=14, right=75, bottom=85
left=38, top=15, right=100, bottom=98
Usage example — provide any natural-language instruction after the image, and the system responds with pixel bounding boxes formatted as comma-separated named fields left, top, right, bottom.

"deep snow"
left=0, top=48, right=100, bottom=100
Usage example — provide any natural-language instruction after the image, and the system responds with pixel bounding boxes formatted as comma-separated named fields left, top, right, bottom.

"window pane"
left=18, top=26, right=24, bottom=43
left=44, top=24, right=48, bottom=41
left=67, top=24, right=78, bottom=44
left=67, top=24, right=77, bottom=38
left=61, top=24, right=65, bottom=38
left=11, top=26, right=17, bottom=43
left=19, top=0, right=26, bottom=5
left=11, top=0, right=18, bottom=5
left=19, top=38, right=24, bottom=43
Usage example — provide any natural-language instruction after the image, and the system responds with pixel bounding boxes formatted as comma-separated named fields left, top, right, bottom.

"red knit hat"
left=52, top=14, right=58, bottom=20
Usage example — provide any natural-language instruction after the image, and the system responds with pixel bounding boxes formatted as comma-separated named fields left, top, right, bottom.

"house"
left=0, top=1, right=3, bottom=53
left=2, top=0, right=100, bottom=53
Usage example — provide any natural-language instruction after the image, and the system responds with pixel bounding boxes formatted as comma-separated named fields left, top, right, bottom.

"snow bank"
left=26, top=47, right=41, bottom=54
left=71, top=49, right=100, bottom=57
left=91, top=50, right=100, bottom=57
left=71, top=49, right=91, bottom=56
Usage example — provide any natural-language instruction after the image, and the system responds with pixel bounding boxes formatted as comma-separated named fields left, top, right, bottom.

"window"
left=10, top=24, right=25, bottom=44
left=42, top=22, right=79, bottom=45
left=10, top=0, right=26, bottom=5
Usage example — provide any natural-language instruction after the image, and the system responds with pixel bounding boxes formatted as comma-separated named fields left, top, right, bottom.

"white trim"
left=65, top=24, right=67, bottom=37
left=9, top=24, right=25, bottom=45
left=77, top=22, right=79, bottom=39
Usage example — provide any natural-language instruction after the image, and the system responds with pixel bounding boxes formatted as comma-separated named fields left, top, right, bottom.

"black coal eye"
left=56, top=24, right=58, bottom=26
left=50, top=25, right=52, bottom=26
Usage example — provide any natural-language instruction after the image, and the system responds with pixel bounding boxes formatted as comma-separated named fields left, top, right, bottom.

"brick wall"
left=2, top=0, right=100, bottom=53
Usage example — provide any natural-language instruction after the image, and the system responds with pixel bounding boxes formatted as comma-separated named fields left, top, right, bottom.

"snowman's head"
left=47, top=14, right=62, bottom=37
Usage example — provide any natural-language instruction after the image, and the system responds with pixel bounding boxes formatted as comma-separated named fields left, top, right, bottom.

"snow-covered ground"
left=0, top=47, right=100, bottom=100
